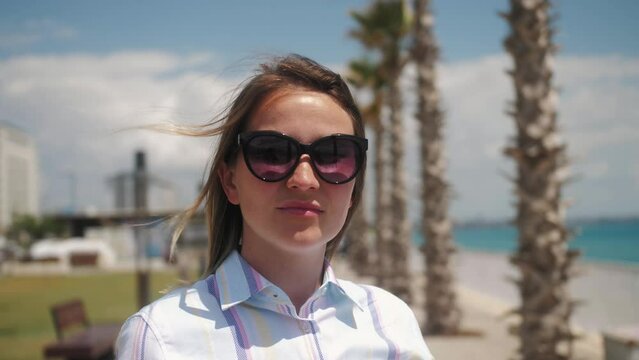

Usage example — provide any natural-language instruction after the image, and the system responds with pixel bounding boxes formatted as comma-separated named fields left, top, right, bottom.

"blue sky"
left=1, top=0, right=638, bottom=221
left=2, top=0, right=638, bottom=62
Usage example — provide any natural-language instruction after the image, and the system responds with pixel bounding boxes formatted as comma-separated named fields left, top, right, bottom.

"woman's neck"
left=240, top=241, right=326, bottom=313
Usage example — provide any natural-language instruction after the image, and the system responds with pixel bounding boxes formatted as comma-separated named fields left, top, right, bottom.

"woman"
left=116, top=55, right=433, bottom=359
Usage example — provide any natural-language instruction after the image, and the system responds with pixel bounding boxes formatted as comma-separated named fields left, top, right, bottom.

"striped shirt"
left=115, top=251, right=434, bottom=359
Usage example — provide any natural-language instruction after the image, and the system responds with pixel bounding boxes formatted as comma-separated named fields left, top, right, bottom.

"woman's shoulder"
left=116, top=276, right=220, bottom=358
left=131, top=275, right=218, bottom=325
left=336, top=278, right=431, bottom=357
left=336, top=279, right=414, bottom=315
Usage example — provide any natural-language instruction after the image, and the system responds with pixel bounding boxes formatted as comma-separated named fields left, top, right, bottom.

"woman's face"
left=219, top=89, right=356, bottom=256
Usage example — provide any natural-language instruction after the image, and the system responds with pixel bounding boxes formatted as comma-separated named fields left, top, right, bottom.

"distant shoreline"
left=456, top=246, right=639, bottom=270
left=412, top=219, right=639, bottom=265
left=450, top=215, right=639, bottom=229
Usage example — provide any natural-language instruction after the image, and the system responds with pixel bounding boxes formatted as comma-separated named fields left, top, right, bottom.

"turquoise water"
left=413, top=219, right=639, bottom=265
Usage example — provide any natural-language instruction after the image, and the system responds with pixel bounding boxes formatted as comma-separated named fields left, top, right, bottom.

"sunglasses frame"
left=237, top=131, right=368, bottom=184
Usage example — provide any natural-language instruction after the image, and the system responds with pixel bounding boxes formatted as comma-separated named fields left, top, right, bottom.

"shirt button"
left=301, top=322, right=311, bottom=333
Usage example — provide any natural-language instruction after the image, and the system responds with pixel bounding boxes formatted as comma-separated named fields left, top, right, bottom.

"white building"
left=0, top=123, right=39, bottom=231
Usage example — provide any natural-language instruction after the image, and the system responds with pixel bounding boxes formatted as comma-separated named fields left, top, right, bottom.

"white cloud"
left=390, top=54, right=639, bottom=221
left=0, top=51, right=241, bottom=212
left=0, top=18, right=77, bottom=48
left=24, top=19, right=77, bottom=40
left=555, top=55, right=639, bottom=85
left=1, top=50, right=638, bottom=219
left=0, top=33, right=41, bottom=48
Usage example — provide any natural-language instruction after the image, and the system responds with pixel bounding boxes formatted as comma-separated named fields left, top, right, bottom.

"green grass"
left=0, top=270, right=185, bottom=360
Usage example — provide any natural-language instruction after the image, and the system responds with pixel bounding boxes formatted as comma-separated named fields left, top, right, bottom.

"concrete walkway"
left=332, top=256, right=604, bottom=360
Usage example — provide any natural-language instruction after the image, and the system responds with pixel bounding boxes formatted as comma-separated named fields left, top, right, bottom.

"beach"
left=453, top=250, right=639, bottom=332
left=334, top=247, right=639, bottom=359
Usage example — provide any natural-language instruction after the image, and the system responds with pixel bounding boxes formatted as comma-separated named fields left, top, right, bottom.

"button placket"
left=299, top=320, right=312, bottom=334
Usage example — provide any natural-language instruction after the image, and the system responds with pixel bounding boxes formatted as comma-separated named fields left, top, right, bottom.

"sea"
left=413, top=218, right=639, bottom=266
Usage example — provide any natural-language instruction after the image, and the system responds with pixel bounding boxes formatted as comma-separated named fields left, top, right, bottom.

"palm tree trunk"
left=346, top=196, right=371, bottom=276
left=413, top=0, right=461, bottom=334
left=375, top=122, right=394, bottom=288
left=502, top=1, right=579, bottom=358
left=387, top=66, right=413, bottom=304
left=348, top=0, right=413, bottom=301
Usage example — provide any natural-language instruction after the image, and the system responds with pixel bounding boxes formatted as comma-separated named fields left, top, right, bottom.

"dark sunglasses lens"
left=245, top=135, right=297, bottom=181
left=312, top=138, right=360, bottom=183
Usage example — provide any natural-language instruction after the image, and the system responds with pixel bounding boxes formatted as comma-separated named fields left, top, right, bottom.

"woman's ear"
left=218, top=162, right=240, bottom=205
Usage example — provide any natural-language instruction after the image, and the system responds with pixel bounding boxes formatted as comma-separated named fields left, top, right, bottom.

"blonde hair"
left=170, top=54, right=366, bottom=275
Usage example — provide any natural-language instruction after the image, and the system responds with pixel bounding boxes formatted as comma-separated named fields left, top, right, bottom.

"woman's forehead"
left=246, top=89, right=355, bottom=140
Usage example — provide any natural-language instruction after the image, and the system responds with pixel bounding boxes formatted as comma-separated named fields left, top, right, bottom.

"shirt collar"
left=212, top=250, right=272, bottom=310
left=322, top=261, right=365, bottom=311
left=212, top=250, right=363, bottom=311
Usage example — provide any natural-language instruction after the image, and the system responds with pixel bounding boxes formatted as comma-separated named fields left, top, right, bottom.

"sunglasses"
left=237, top=131, right=368, bottom=184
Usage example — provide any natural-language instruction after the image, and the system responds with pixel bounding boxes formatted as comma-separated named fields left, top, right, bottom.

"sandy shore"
left=453, top=250, right=639, bottom=332
left=334, top=248, right=639, bottom=359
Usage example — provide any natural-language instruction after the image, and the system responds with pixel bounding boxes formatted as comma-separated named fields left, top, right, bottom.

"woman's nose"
left=286, top=155, right=320, bottom=190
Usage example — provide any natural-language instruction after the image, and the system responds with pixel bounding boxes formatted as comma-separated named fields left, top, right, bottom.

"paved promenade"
left=332, top=251, right=606, bottom=360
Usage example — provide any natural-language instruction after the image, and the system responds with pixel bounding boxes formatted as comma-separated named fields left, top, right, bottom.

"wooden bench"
left=43, top=299, right=121, bottom=360
left=69, top=253, right=99, bottom=267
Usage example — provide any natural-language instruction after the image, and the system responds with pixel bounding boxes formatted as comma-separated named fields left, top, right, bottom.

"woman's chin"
left=280, top=229, right=331, bottom=252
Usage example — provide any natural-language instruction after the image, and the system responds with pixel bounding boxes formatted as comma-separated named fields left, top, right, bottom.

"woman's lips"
left=278, top=208, right=322, bottom=216
left=277, top=201, right=323, bottom=216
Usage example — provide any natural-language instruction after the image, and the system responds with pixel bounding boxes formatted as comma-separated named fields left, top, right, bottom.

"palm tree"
left=345, top=198, right=371, bottom=276
left=347, top=58, right=388, bottom=281
left=351, top=0, right=413, bottom=303
left=502, top=0, right=579, bottom=358
left=412, top=0, right=462, bottom=334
